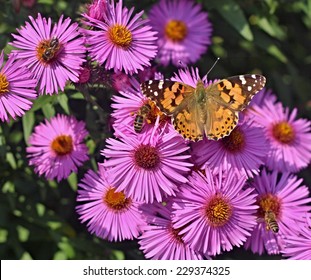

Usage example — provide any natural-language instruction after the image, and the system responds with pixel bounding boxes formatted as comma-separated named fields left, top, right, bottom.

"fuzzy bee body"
left=42, top=37, right=60, bottom=62
left=264, top=210, right=279, bottom=233
left=134, top=104, right=151, bottom=133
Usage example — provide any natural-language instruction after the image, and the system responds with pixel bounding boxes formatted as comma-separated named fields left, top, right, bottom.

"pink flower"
left=244, top=169, right=311, bottom=255
left=76, top=165, right=145, bottom=241
left=148, top=0, right=212, bottom=66
left=102, top=126, right=192, bottom=203
left=82, top=0, right=157, bottom=74
left=250, top=100, right=311, bottom=173
left=139, top=201, right=210, bottom=259
left=0, top=51, right=37, bottom=122
left=172, top=167, right=258, bottom=256
left=10, top=14, right=86, bottom=95
left=26, top=114, right=89, bottom=181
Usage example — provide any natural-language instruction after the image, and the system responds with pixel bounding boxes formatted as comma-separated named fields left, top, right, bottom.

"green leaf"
left=6, top=152, right=17, bottom=170
left=67, top=172, right=78, bottom=192
left=254, top=30, right=287, bottom=63
left=22, top=111, right=35, bottom=144
left=37, top=0, right=53, bottom=4
left=205, top=0, right=253, bottom=41
left=58, top=239, right=75, bottom=259
left=17, top=225, right=30, bottom=242
left=57, top=94, right=70, bottom=114
left=252, top=16, right=286, bottom=40
left=70, top=92, right=84, bottom=99
left=42, top=103, right=55, bottom=119
left=31, top=95, right=56, bottom=111
left=0, top=229, right=8, bottom=243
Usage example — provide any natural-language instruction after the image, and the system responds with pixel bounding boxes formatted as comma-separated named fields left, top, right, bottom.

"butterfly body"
left=141, top=74, right=266, bottom=141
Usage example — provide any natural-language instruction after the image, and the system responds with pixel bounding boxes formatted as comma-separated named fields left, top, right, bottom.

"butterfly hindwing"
left=140, top=80, right=194, bottom=115
left=205, top=99, right=239, bottom=140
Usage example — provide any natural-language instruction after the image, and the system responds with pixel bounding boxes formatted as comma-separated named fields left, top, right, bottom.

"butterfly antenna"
left=206, top=57, right=220, bottom=76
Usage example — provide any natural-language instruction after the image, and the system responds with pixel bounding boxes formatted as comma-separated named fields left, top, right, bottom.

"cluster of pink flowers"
left=1, top=0, right=311, bottom=260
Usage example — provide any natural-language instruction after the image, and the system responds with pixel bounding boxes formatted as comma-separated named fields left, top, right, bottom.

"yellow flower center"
left=272, top=121, right=295, bottom=144
left=104, top=188, right=131, bottom=210
left=257, top=193, right=281, bottom=218
left=134, top=144, right=160, bottom=170
left=165, top=19, right=188, bottom=42
left=221, top=127, right=245, bottom=152
left=51, top=135, right=73, bottom=156
left=0, top=72, right=9, bottom=95
left=108, top=24, right=133, bottom=48
left=205, top=194, right=232, bottom=227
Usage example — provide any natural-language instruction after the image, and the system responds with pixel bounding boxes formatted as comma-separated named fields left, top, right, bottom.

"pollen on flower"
left=51, top=135, right=73, bottom=156
left=0, top=72, right=9, bottom=95
left=205, top=195, right=233, bottom=227
left=108, top=24, right=132, bottom=48
left=165, top=19, right=188, bottom=42
left=134, top=144, right=160, bottom=170
left=104, top=188, right=131, bottom=210
left=257, top=193, right=281, bottom=218
left=272, top=121, right=295, bottom=144
left=221, top=127, right=245, bottom=152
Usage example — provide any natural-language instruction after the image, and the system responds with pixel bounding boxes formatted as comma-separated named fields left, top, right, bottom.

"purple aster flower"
left=171, top=66, right=212, bottom=86
left=282, top=214, right=311, bottom=260
left=0, top=51, right=37, bottom=122
left=172, top=167, right=258, bottom=256
left=86, top=0, right=109, bottom=22
left=26, top=114, right=89, bottom=181
left=191, top=121, right=269, bottom=178
left=250, top=100, right=311, bottom=173
left=101, top=125, right=192, bottom=203
left=138, top=201, right=210, bottom=260
left=10, top=13, right=86, bottom=95
left=244, top=169, right=311, bottom=255
left=76, top=165, right=144, bottom=242
left=82, top=0, right=157, bottom=74
left=243, top=88, right=278, bottom=123
left=148, top=0, right=212, bottom=66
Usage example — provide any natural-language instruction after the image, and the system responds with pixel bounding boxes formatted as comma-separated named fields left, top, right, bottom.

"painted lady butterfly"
left=140, top=74, right=266, bottom=141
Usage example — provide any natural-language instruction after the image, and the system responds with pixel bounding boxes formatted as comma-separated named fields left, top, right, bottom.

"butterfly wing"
left=141, top=80, right=205, bottom=141
left=203, top=74, right=266, bottom=140
left=140, top=80, right=195, bottom=115
left=207, top=74, right=266, bottom=111
left=172, top=98, right=205, bottom=141
left=204, top=99, right=239, bottom=140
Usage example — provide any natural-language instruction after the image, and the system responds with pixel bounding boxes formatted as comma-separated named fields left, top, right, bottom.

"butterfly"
left=140, top=74, right=266, bottom=141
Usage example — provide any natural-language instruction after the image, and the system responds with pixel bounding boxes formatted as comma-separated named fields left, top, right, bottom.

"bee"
left=42, top=37, right=60, bottom=62
left=264, top=210, right=279, bottom=233
left=134, top=104, right=151, bottom=133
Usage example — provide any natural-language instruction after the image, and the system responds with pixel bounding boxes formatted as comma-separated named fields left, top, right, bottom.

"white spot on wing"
left=148, top=80, right=153, bottom=85
left=154, top=91, right=158, bottom=96
left=239, top=75, right=247, bottom=85
left=158, top=80, right=164, bottom=89
left=247, top=86, right=252, bottom=91
left=251, top=74, right=256, bottom=79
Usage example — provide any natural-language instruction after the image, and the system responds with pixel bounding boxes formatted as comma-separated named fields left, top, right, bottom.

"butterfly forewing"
left=208, top=74, right=266, bottom=111
left=140, top=80, right=195, bottom=115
